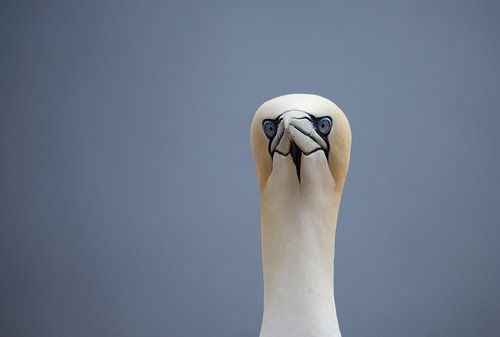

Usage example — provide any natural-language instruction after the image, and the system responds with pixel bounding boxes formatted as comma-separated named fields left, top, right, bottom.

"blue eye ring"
left=262, top=120, right=277, bottom=138
left=316, top=117, right=332, bottom=135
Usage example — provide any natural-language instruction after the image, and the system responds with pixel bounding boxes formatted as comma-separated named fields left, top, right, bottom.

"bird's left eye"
left=316, top=117, right=332, bottom=135
left=262, top=120, right=277, bottom=138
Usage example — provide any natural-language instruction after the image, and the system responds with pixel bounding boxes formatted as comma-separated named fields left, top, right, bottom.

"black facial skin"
left=262, top=112, right=332, bottom=182
left=289, top=141, right=303, bottom=182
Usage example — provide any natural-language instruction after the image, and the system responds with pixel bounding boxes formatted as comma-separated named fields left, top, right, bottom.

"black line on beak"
left=290, top=142, right=302, bottom=182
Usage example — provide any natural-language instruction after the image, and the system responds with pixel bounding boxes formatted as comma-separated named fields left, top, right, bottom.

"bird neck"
left=258, top=155, right=342, bottom=337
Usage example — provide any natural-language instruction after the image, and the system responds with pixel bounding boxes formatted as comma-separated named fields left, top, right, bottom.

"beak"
left=269, top=110, right=329, bottom=181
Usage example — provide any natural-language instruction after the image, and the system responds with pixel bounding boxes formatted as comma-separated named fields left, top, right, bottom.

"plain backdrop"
left=1, top=1, right=499, bottom=336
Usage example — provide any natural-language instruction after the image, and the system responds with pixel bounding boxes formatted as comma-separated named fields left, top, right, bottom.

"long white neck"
left=259, top=153, right=342, bottom=337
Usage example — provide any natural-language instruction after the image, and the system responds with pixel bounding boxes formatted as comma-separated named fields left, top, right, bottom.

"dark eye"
left=316, top=117, right=332, bottom=135
left=262, top=120, right=277, bottom=138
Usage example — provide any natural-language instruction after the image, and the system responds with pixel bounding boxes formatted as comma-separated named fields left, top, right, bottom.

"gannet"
left=251, top=94, right=351, bottom=337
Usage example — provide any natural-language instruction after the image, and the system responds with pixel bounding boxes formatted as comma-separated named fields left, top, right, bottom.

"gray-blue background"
left=1, top=1, right=499, bottom=336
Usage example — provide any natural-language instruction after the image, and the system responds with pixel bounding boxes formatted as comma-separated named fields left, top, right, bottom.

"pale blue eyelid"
left=263, top=120, right=277, bottom=138
left=317, top=117, right=332, bottom=134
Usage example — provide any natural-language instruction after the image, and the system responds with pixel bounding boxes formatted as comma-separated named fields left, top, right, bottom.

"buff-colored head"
left=251, top=94, right=351, bottom=193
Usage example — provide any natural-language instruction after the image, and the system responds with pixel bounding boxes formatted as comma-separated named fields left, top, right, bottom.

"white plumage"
left=251, top=94, right=351, bottom=337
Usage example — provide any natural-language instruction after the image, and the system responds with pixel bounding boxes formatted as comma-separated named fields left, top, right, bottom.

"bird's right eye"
left=262, top=120, right=277, bottom=139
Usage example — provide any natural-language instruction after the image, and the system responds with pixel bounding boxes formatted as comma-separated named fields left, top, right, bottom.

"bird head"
left=251, top=94, right=351, bottom=192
